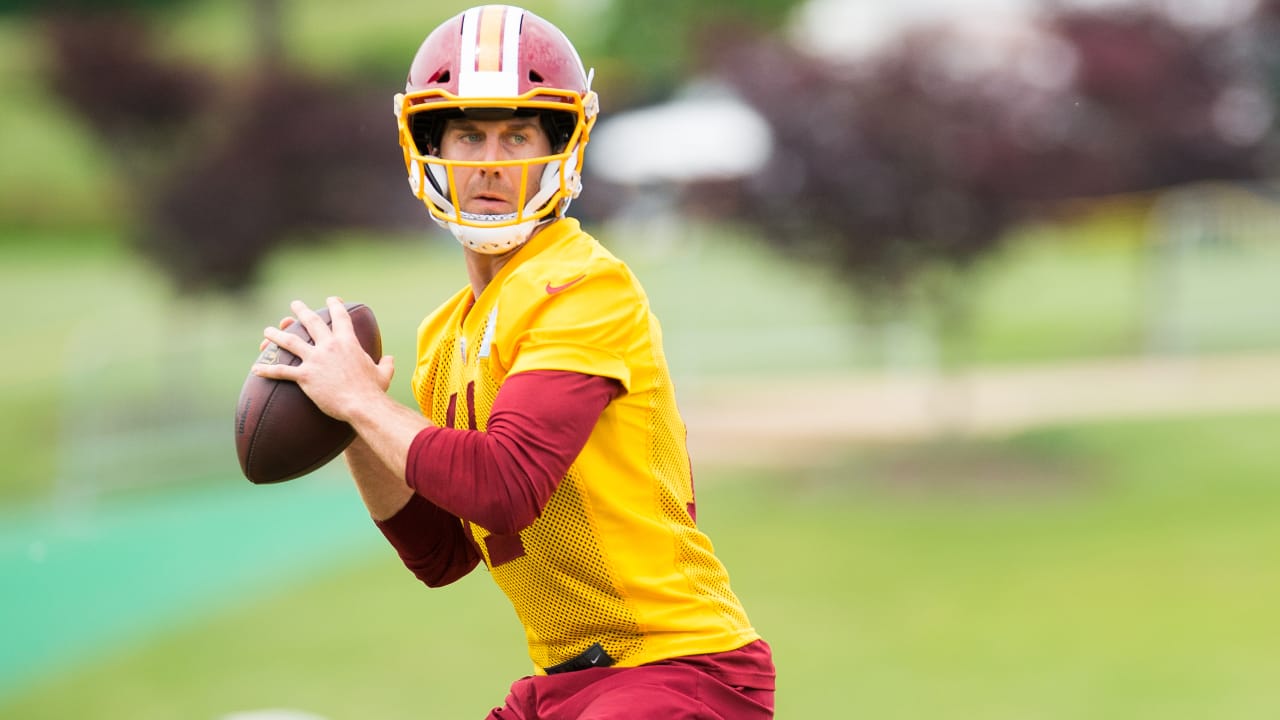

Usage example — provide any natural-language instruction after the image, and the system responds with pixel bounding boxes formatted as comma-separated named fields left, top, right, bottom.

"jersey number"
left=450, top=381, right=528, bottom=567
left=445, top=381, right=479, bottom=431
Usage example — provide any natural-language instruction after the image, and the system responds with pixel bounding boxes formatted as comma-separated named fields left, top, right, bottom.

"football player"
left=256, top=5, right=774, bottom=717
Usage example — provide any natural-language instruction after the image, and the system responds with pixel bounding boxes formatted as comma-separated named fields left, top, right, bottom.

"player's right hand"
left=259, top=316, right=296, bottom=351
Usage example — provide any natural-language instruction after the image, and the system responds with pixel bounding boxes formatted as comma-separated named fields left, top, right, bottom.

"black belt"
left=544, top=642, right=616, bottom=675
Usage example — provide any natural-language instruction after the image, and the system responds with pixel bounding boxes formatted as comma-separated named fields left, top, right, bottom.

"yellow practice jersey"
left=411, top=218, right=759, bottom=672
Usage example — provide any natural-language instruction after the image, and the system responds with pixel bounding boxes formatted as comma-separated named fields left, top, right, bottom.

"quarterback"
left=255, top=5, right=774, bottom=717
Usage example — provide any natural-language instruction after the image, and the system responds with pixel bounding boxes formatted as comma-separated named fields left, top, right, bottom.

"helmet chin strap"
left=440, top=213, right=552, bottom=254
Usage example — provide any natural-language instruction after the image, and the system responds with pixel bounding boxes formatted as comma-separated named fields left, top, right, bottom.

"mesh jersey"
left=411, top=218, right=759, bottom=672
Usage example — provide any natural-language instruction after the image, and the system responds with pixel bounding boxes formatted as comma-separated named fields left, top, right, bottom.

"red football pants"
left=485, top=641, right=775, bottom=719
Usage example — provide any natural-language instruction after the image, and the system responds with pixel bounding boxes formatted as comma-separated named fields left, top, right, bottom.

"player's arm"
left=402, top=268, right=632, bottom=533
left=404, top=370, right=621, bottom=535
left=258, top=298, right=617, bottom=534
left=344, top=370, right=615, bottom=582
left=255, top=299, right=482, bottom=584
left=343, top=436, right=413, bottom=521
left=346, top=435, right=482, bottom=587
left=256, top=297, right=429, bottom=480
left=255, top=306, right=419, bottom=521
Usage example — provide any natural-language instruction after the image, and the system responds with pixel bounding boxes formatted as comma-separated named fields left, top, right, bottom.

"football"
left=235, top=302, right=383, bottom=484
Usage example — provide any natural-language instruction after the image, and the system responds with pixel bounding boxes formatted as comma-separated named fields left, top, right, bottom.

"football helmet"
left=394, top=5, right=599, bottom=253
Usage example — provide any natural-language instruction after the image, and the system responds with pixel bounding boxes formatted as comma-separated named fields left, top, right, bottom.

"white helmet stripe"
left=502, top=7, right=523, bottom=75
left=458, top=7, right=485, bottom=72
left=458, top=5, right=522, bottom=98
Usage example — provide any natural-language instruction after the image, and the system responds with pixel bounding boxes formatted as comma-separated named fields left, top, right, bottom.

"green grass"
left=3, top=411, right=1277, bottom=718
left=963, top=231, right=1147, bottom=363
left=0, top=231, right=466, bottom=502
left=3, top=218, right=1279, bottom=503
left=963, top=216, right=1280, bottom=364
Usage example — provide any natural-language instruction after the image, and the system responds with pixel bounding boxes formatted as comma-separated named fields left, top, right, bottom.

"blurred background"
left=1, top=0, right=1278, bottom=717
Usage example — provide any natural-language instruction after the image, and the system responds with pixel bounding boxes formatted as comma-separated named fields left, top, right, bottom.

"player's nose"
left=480, top=136, right=505, bottom=164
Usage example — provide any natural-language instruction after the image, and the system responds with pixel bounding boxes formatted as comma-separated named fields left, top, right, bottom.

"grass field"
left=2, top=172, right=1279, bottom=715
left=5, top=217, right=1279, bottom=503
left=2, top=411, right=1277, bottom=719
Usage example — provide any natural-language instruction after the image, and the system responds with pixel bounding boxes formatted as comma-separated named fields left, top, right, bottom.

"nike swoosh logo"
left=545, top=274, right=587, bottom=295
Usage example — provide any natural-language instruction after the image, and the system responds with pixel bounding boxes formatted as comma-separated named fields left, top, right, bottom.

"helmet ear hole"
left=409, top=109, right=465, bottom=155
left=540, top=110, right=576, bottom=153
left=529, top=69, right=544, bottom=83
left=408, top=114, right=436, bottom=155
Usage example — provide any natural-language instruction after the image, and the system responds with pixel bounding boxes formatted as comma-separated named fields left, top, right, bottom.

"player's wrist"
left=346, top=392, right=433, bottom=442
left=340, top=389, right=398, bottom=429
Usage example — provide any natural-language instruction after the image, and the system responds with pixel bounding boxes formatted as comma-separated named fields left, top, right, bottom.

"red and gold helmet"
left=394, top=5, right=599, bottom=253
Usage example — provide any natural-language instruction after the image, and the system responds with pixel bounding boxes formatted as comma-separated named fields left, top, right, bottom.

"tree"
left=35, top=3, right=416, bottom=294
left=700, top=4, right=1277, bottom=356
left=593, top=0, right=807, bottom=107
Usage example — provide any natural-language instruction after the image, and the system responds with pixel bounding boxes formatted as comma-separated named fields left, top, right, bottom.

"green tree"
left=701, top=5, right=1277, bottom=365
left=0, top=0, right=184, bottom=11
left=24, top=0, right=412, bottom=295
left=595, top=0, right=805, bottom=105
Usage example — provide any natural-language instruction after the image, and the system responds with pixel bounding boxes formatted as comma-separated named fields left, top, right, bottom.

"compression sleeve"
left=404, top=370, right=622, bottom=535
left=374, top=492, right=481, bottom=588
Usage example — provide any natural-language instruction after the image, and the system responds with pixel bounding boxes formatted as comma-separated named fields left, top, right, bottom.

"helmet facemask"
left=395, top=89, right=597, bottom=254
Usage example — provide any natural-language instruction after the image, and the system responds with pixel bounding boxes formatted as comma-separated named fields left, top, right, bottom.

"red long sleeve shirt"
left=375, top=370, right=620, bottom=587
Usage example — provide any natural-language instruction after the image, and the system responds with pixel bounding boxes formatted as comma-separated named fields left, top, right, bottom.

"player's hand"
left=259, top=316, right=296, bottom=351
left=254, top=297, right=395, bottom=422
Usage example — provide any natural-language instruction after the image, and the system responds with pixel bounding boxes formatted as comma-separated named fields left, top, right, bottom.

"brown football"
left=235, top=302, right=382, bottom=484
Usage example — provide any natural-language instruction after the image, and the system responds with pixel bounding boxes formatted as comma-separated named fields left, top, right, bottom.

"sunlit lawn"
left=2, top=412, right=1277, bottom=719
left=3, top=215, right=1279, bottom=503
left=2, top=223, right=1276, bottom=717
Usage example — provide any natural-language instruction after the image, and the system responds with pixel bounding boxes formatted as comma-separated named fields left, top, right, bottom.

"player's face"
left=439, top=116, right=552, bottom=216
